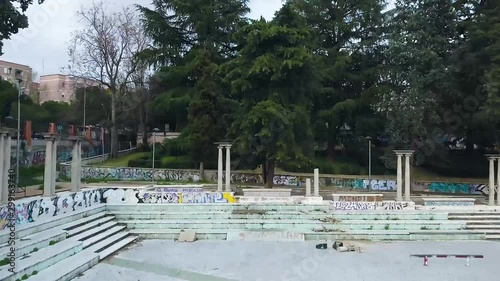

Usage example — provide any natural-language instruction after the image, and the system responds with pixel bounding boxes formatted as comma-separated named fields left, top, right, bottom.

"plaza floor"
left=72, top=239, right=499, bottom=281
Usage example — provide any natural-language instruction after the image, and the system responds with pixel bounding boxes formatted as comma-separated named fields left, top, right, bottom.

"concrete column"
left=71, top=140, right=80, bottom=192
left=217, top=145, right=223, bottom=192
left=225, top=145, right=231, bottom=192
left=43, top=137, right=54, bottom=196
left=77, top=141, right=82, bottom=184
left=313, top=168, right=319, bottom=196
left=305, top=178, right=311, bottom=197
left=404, top=154, right=411, bottom=201
left=2, top=135, right=11, bottom=204
left=0, top=133, right=5, bottom=204
left=52, top=138, right=57, bottom=193
left=489, top=157, right=495, bottom=206
left=396, top=153, right=403, bottom=201
left=497, top=157, right=500, bottom=206
left=0, top=134, right=11, bottom=203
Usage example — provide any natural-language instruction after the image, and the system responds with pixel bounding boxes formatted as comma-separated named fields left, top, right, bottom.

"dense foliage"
left=1, top=0, right=499, bottom=185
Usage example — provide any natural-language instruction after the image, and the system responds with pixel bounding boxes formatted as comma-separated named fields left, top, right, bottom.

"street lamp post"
left=15, top=82, right=25, bottom=194
left=152, top=128, right=160, bottom=182
left=366, top=136, right=372, bottom=192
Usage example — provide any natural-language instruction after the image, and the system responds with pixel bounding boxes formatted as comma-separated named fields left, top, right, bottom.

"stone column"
left=497, top=157, right=500, bottom=206
left=488, top=157, right=495, bottom=206
left=395, top=153, right=403, bottom=201
left=52, top=137, right=57, bottom=190
left=0, top=133, right=5, bottom=204
left=43, top=135, right=55, bottom=196
left=0, top=134, right=11, bottom=203
left=225, top=145, right=231, bottom=192
left=217, top=145, right=223, bottom=192
left=78, top=140, right=82, bottom=184
left=305, top=178, right=311, bottom=197
left=404, top=152, right=413, bottom=201
left=69, top=137, right=81, bottom=192
left=313, top=168, right=319, bottom=196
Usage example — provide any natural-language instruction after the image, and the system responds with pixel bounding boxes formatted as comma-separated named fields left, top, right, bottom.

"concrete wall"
left=57, top=164, right=489, bottom=196
left=0, top=187, right=235, bottom=230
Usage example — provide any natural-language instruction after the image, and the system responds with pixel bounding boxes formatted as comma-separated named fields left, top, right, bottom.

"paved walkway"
left=72, top=240, right=500, bottom=281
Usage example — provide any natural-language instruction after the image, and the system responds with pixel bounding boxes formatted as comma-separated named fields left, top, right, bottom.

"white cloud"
left=0, top=0, right=284, bottom=76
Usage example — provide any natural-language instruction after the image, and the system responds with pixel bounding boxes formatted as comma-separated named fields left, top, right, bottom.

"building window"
left=4, top=67, right=12, bottom=74
left=62, top=94, right=65, bottom=98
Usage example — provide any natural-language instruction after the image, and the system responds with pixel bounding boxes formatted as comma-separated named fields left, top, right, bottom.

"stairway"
left=448, top=212, right=500, bottom=240
left=0, top=211, right=137, bottom=281
left=108, top=204, right=485, bottom=241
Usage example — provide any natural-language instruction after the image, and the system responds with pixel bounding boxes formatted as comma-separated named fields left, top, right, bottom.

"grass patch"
left=18, top=166, right=44, bottom=187
left=49, top=240, right=57, bottom=246
left=384, top=224, right=390, bottom=230
left=21, top=274, right=29, bottom=280
left=31, top=247, right=38, bottom=253
left=32, top=270, right=38, bottom=275
left=0, top=257, right=9, bottom=266
left=94, top=152, right=148, bottom=167
left=421, top=226, right=429, bottom=230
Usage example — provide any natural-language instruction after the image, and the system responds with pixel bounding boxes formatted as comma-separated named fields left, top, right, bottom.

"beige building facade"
left=39, top=74, right=101, bottom=104
left=0, top=60, right=33, bottom=96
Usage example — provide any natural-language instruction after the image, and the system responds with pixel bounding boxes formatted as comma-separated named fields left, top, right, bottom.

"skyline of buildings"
left=0, top=59, right=102, bottom=104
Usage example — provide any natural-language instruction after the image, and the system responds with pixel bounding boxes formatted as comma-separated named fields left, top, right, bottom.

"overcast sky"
left=0, top=0, right=284, bottom=79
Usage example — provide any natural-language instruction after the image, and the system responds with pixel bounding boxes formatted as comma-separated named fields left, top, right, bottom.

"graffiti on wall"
left=330, top=201, right=410, bottom=211
left=100, top=188, right=236, bottom=204
left=59, top=165, right=489, bottom=196
left=411, top=182, right=489, bottom=195
left=13, top=146, right=100, bottom=167
left=0, top=189, right=102, bottom=230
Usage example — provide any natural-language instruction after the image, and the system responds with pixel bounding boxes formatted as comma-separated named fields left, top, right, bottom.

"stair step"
left=465, top=229, right=500, bottom=234
left=82, top=226, right=127, bottom=248
left=66, top=216, right=116, bottom=237
left=464, top=220, right=500, bottom=224
left=467, top=224, right=500, bottom=229
left=98, top=235, right=138, bottom=260
left=71, top=222, right=118, bottom=241
left=86, top=232, right=130, bottom=254
left=0, top=228, right=66, bottom=259
left=449, top=215, right=500, bottom=220
left=0, top=239, right=82, bottom=281
left=61, top=212, right=107, bottom=230
left=28, top=249, right=99, bottom=281
left=485, top=234, right=500, bottom=240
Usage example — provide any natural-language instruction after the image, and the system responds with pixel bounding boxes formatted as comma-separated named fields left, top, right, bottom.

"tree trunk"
left=110, top=91, right=119, bottom=158
left=326, top=140, right=336, bottom=160
left=262, top=160, right=275, bottom=189
left=199, top=161, right=205, bottom=180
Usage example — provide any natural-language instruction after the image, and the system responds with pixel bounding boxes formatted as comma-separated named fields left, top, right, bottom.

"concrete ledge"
left=243, top=189, right=292, bottom=197
left=421, top=197, right=476, bottom=208
left=237, top=196, right=323, bottom=204
left=0, top=205, right=105, bottom=244
left=332, top=193, right=384, bottom=202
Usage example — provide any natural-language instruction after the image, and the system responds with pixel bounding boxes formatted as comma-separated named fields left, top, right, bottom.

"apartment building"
left=39, top=74, right=101, bottom=104
left=0, top=60, right=33, bottom=95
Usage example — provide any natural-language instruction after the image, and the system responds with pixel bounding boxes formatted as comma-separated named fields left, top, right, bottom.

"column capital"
left=44, top=133, right=61, bottom=140
left=394, top=150, right=414, bottom=156
left=215, top=141, right=232, bottom=148
left=485, top=154, right=500, bottom=160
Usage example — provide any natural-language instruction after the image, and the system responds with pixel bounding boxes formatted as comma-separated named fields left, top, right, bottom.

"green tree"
left=292, top=0, right=386, bottom=160
left=138, top=0, right=249, bottom=165
left=224, top=4, right=316, bottom=187
left=379, top=0, right=461, bottom=154
left=0, top=0, right=44, bottom=55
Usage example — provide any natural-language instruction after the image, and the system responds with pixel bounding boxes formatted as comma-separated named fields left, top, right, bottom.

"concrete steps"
left=0, top=239, right=82, bottom=281
left=120, top=219, right=465, bottom=231
left=0, top=210, right=137, bottom=281
left=449, top=212, right=500, bottom=240
left=129, top=228, right=485, bottom=241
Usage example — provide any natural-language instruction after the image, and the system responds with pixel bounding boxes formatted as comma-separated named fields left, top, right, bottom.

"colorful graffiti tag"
left=330, top=201, right=410, bottom=211
left=0, top=189, right=103, bottom=230
left=100, top=188, right=236, bottom=204
left=411, top=182, right=489, bottom=195
left=58, top=165, right=489, bottom=196
left=12, top=145, right=100, bottom=167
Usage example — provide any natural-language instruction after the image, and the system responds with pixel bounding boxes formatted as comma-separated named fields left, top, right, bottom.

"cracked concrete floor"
left=72, top=240, right=500, bottom=281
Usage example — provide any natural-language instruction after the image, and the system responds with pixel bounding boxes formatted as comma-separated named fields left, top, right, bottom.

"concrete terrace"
left=73, top=240, right=500, bottom=281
